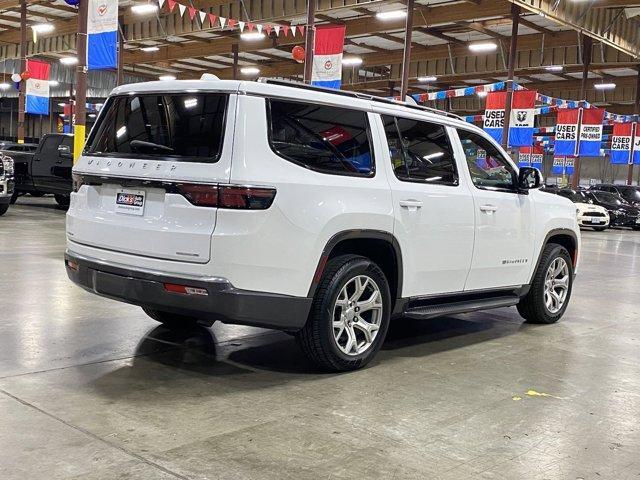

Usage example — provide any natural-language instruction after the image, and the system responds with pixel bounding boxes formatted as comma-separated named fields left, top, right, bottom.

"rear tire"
left=0, top=203, right=8, bottom=216
left=296, top=254, right=391, bottom=372
left=142, top=307, right=209, bottom=330
left=517, top=243, right=573, bottom=324
left=54, top=194, right=70, bottom=208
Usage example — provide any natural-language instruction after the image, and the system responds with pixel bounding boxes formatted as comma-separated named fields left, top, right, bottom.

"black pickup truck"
left=2, top=133, right=74, bottom=207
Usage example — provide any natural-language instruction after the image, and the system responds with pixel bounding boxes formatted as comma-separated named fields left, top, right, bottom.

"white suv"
left=66, top=78, right=580, bottom=371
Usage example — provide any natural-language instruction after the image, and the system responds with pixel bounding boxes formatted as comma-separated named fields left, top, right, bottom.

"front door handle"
left=479, top=204, right=498, bottom=213
left=399, top=199, right=423, bottom=211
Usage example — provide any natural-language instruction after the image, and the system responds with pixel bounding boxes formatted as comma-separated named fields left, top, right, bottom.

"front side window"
left=85, top=93, right=227, bottom=162
left=267, top=99, right=374, bottom=176
left=458, top=129, right=516, bottom=191
left=382, top=115, right=458, bottom=185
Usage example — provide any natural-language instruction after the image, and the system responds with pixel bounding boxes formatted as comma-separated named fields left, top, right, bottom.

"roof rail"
left=257, top=78, right=463, bottom=121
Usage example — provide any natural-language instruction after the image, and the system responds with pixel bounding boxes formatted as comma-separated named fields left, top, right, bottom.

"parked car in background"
left=66, top=78, right=580, bottom=371
left=6, top=133, right=74, bottom=207
left=590, top=184, right=640, bottom=208
left=0, top=152, right=15, bottom=216
left=588, top=190, right=640, bottom=229
left=556, top=188, right=610, bottom=231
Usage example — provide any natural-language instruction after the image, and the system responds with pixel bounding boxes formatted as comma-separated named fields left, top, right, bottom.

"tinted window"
left=382, top=115, right=457, bottom=185
left=458, top=129, right=516, bottom=190
left=618, top=188, right=640, bottom=203
left=593, top=191, right=624, bottom=205
left=86, top=93, right=227, bottom=162
left=268, top=99, right=373, bottom=176
left=61, top=137, right=73, bottom=152
left=40, top=136, right=60, bottom=155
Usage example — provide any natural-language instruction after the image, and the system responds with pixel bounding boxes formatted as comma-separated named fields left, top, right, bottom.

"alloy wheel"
left=544, top=257, right=570, bottom=314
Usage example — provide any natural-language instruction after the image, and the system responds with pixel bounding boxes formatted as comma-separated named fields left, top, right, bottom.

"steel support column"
left=303, top=0, right=316, bottom=83
left=400, top=0, right=415, bottom=100
left=17, top=0, right=26, bottom=144
left=117, top=17, right=124, bottom=86
left=232, top=44, right=239, bottom=80
left=73, top=0, right=88, bottom=164
left=627, top=68, right=640, bottom=186
left=572, top=34, right=592, bottom=188
left=501, top=3, right=520, bottom=149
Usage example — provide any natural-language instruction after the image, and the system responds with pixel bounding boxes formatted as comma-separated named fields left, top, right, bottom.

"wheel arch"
left=530, top=228, right=578, bottom=283
left=308, top=230, right=403, bottom=305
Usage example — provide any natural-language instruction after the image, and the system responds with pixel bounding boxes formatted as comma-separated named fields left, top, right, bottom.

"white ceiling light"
left=59, top=56, right=78, bottom=65
left=0, top=82, right=10, bottom=90
left=469, top=42, right=497, bottom=53
left=342, top=57, right=363, bottom=66
left=49, top=80, right=59, bottom=87
left=376, top=10, right=407, bottom=20
left=240, top=66, right=260, bottom=75
left=159, top=74, right=176, bottom=81
left=131, top=3, right=158, bottom=14
left=31, top=24, right=55, bottom=34
left=88, top=113, right=96, bottom=118
left=594, top=83, right=616, bottom=90
left=545, top=65, right=564, bottom=72
left=241, top=32, right=266, bottom=41
left=57, top=102, right=66, bottom=107
left=417, top=76, right=437, bottom=82
left=141, top=46, right=159, bottom=52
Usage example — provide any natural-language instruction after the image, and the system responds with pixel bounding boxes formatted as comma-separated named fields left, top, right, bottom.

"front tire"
left=0, top=203, right=8, bottom=216
left=296, top=254, right=391, bottom=372
left=517, top=243, right=573, bottom=324
left=142, top=307, right=209, bottom=330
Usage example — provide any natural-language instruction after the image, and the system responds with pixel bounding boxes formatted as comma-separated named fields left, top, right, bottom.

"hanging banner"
left=610, top=123, right=633, bottom=165
left=579, top=108, right=605, bottom=157
left=25, top=60, right=50, bottom=115
left=565, top=157, right=575, bottom=176
left=508, top=90, right=536, bottom=147
left=311, top=25, right=346, bottom=90
left=531, top=145, right=544, bottom=170
left=518, top=147, right=532, bottom=168
left=483, top=91, right=506, bottom=144
left=88, top=0, right=119, bottom=70
left=554, top=109, right=580, bottom=156
left=551, top=157, right=565, bottom=175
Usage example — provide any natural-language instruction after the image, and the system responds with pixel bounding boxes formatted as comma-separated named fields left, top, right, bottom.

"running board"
left=403, top=295, right=520, bottom=320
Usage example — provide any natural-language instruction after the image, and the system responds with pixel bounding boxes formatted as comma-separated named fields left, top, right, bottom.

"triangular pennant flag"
left=158, top=0, right=166, bottom=9
left=297, top=25, right=304, bottom=36
left=228, top=18, right=237, bottom=29
left=188, top=6, right=196, bottom=20
left=256, top=24, right=263, bottom=34
left=247, top=22, right=255, bottom=32
left=265, top=25, right=272, bottom=36
left=238, top=21, right=246, bottom=32
left=273, top=25, right=280, bottom=36
left=167, top=0, right=176, bottom=12
left=282, top=25, right=289, bottom=36
left=178, top=3, right=186, bottom=17
left=208, top=13, right=217, bottom=25
left=290, top=25, right=296, bottom=36
left=219, top=16, right=226, bottom=28
left=199, top=11, right=206, bottom=24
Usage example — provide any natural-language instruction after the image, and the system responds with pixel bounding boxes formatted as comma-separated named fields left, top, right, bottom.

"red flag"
left=297, top=25, right=305, bottom=36
left=167, top=0, right=176, bottom=11
left=264, top=25, right=272, bottom=35
left=228, top=18, right=237, bottom=28
left=188, top=6, right=196, bottom=20
left=282, top=25, right=289, bottom=36
left=208, top=13, right=217, bottom=25
left=247, top=22, right=255, bottom=32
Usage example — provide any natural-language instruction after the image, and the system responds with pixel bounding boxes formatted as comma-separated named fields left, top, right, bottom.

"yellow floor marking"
left=525, top=389, right=563, bottom=399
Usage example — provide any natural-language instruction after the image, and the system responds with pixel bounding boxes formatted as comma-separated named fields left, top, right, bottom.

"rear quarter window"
left=267, top=99, right=374, bottom=177
left=85, top=93, right=227, bottom=163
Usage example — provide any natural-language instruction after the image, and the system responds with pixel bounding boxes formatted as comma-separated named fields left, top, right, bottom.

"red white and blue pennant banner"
left=160, top=0, right=302, bottom=37
left=88, top=0, right=118, bottom=70
left=311, top=25, right=346, bottom=90
left=579, top=108, right=605, bottom=157
left=554, top=109, right=580, bottom=156
left=518, top=146, right=543, bottom=169
left=25, top=60, right=50, bottom=115
left=611, top=123, right=640, bottom=165
left=482, top=90, right=536, bottom=147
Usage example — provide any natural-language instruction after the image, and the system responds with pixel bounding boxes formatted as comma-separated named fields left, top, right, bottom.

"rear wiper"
left=129, top=140, right=174, bottom=153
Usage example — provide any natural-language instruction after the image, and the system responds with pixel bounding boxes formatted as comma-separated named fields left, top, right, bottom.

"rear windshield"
left=85, top=93, right=227, bottom=162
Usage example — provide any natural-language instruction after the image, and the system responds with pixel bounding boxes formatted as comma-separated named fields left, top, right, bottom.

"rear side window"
left=85, top=93, right=227, bottom=162
left=267, top=99, right=374, bottom=176
left=382, top=115, right=458, bottom=185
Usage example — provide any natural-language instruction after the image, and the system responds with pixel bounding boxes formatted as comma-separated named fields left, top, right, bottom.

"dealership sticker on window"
left=115, top=189, right=145, bottom=216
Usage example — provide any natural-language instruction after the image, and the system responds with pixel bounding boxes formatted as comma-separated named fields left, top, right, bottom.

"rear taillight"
left=72, top=173, right=85, bottom=192
left=175, top=184, right=276, bottom=209
left=164, top=283, right=209, bottom=296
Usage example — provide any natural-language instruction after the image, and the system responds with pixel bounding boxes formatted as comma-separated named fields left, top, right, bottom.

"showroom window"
left=381, top=115, right=458, bottom=185
left=85, top=93, right=228, bottom=162
left=457, top=129, right=516, bottom=191
left=267, top=99, right=374, bottom=176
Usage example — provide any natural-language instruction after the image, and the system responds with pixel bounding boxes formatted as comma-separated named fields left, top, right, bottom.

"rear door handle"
left=399, top=199, right=423, bottom=210
left=479, top=204, right=498, bottom=213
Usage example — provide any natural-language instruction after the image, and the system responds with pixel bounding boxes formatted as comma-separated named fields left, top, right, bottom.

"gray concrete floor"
left=1, top=195, right=639, bottom=480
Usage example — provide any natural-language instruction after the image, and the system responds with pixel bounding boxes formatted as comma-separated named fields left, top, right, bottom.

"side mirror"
left=517, top=166, right=542, bottom=193
left=58, top=144, right=72, bottom=158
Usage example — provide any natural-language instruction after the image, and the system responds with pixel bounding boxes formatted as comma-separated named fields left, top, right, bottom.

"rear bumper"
left=64, top=251, right=312, bottom=331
